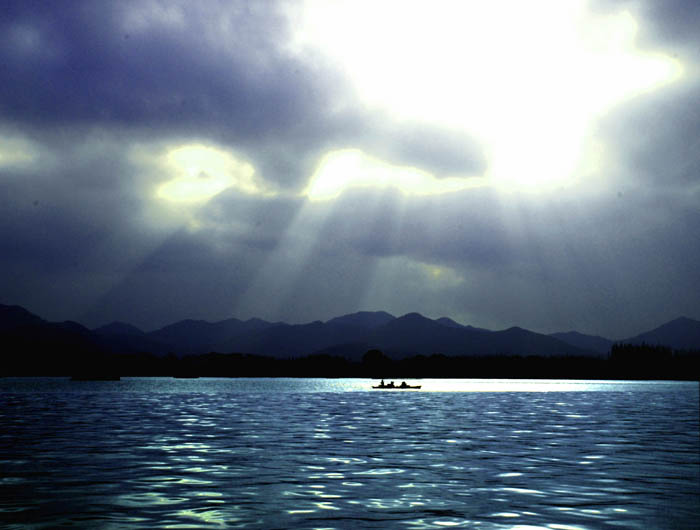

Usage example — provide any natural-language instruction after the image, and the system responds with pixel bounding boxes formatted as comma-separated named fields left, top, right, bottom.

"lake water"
left=1, top=378, right=698, bottom=529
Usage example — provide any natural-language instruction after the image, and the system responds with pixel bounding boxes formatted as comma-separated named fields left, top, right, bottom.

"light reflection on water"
left=0, top=378, right=698, bottom=529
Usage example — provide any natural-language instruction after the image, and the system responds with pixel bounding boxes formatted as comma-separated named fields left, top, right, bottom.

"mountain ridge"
left=549, top=331, right=613, bottom=355
left=2, top=303, right=699, bottom=368
left=617, top=316, right=700, bottom=351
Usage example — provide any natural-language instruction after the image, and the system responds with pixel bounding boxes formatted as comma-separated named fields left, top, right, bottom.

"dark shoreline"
left=5, top=347, right=698, bottom=381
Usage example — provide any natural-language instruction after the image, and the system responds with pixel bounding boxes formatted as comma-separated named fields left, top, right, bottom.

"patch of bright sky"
left=121, top=1, right=186, bottom=34
left=155, top=144, right=269, bottom=203
left=292, top=0, right=683, bottom=195
left=0, top=131, right=39, bottom=168
left=304, top=149, right=485, bottom=200
left=421, top=263, right=464, bottom=285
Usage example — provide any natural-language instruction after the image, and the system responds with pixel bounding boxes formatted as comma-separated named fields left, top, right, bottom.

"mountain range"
left=3, top=304, right=700, bottom=368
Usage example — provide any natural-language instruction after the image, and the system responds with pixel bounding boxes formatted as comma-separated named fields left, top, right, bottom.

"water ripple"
left=0, top=380, right=698, bottom=529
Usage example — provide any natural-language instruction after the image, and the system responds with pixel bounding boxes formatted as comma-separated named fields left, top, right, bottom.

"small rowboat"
left=372, top=384, right=421, bottom=389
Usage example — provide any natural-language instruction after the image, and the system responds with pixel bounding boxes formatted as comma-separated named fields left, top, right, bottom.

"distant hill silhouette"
left=0, top=304, right=45, bottom=331
left=326, top=311, right=395, bottom=329
left=364, top=313, right=592, bottom=358
left=2, top=303, right=699, bottom=377
left=618, top=317, right=700, bottom=350
left=436, top=317, right=491, bottom=332
left=148, top=317, right=276, bottom=354
left=94, top=321, right=145, bottom=336
left=219, top=320, right=365, bottom=359
left=1, top=306, right=108, bottom=375
left=93, top=321, right=171, bottom=356
left=435, top=317, right=464, bottom=329
left=549, top=331, right=613, bottom=355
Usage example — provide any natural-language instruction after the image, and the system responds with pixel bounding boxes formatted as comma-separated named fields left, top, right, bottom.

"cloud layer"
left=1, top=0, right=699, bottom=338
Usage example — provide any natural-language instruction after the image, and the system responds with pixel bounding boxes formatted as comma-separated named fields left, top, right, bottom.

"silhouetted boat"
left=372, top=383, right=421, bottom=389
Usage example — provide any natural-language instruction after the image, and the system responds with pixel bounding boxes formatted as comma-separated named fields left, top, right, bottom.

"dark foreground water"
left=0, top=379, right=698, bottom=529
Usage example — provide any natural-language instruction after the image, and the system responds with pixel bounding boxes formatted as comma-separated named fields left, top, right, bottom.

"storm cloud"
left=1, top=0, right=699, bottom=339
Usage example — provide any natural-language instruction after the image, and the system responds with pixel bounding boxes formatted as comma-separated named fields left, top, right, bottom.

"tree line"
left=7, top=344, right=695, bottom=380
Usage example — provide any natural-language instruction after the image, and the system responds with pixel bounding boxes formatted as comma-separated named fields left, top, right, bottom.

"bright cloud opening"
left=304, top=149, right=484, bottom=200
left=293, top=0, right=683, bottom=191
left=156, top=144, right=264, bottom=203
left=0, top=131, right=39, bottom=168
left=421, top=263, right=464, bottom=285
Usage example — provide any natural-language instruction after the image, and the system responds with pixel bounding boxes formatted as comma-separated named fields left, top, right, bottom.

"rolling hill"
left=618, top=317, right=700, bottom=350
left=2, top=304, right=698, bottom=376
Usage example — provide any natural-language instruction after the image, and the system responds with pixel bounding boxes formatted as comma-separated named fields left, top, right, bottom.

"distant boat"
left=372, top=382, right=421, bottom=389
left=70, top=375, right=120, bottom=381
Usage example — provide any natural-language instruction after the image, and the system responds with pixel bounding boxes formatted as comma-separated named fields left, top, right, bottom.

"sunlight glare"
left=304, top=148, right=483, bottom=200
left=294, top=0, right=683, bottom=191
left=421, top=263, right=464, bottom=285
left=0, top=133, right=38, bottom=168
left=156, top=144, right=263, bottom=203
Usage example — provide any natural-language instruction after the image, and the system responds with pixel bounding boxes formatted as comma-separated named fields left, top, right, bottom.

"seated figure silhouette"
left=400, top=381, right=408, bottom=388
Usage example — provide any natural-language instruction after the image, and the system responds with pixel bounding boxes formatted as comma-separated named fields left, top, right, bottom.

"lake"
left=0, top=378, right=698, bottom=529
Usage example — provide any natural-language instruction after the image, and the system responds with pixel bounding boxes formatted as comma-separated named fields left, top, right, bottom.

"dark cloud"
left=195, top=191, right=305, bottom=252
left=0, top=0, right=346, bottom=189
left=595, top=79, right=700, bottom=189
left=0, top=1, right=490, bottom=191
left=1, top=0, right=699, bottom=337
left=79, top=230, right=262, bottom=329
left=0, top=1, right=295, bottom=126
left=0, top=150, right=140, bottom=271
left=276, top=186, right=700, bottom=337
left=313, top=188, right=515, bottom=268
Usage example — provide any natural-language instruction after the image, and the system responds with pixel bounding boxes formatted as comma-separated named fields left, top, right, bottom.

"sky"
left=1, top=0, right=699, bottom=339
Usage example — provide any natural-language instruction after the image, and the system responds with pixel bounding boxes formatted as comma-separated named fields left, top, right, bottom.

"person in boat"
left=387, top=381, right=395, bottom=387
left=380, top=379, right=385, bottom=387
left=400, top=381, right=408, bottom=388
